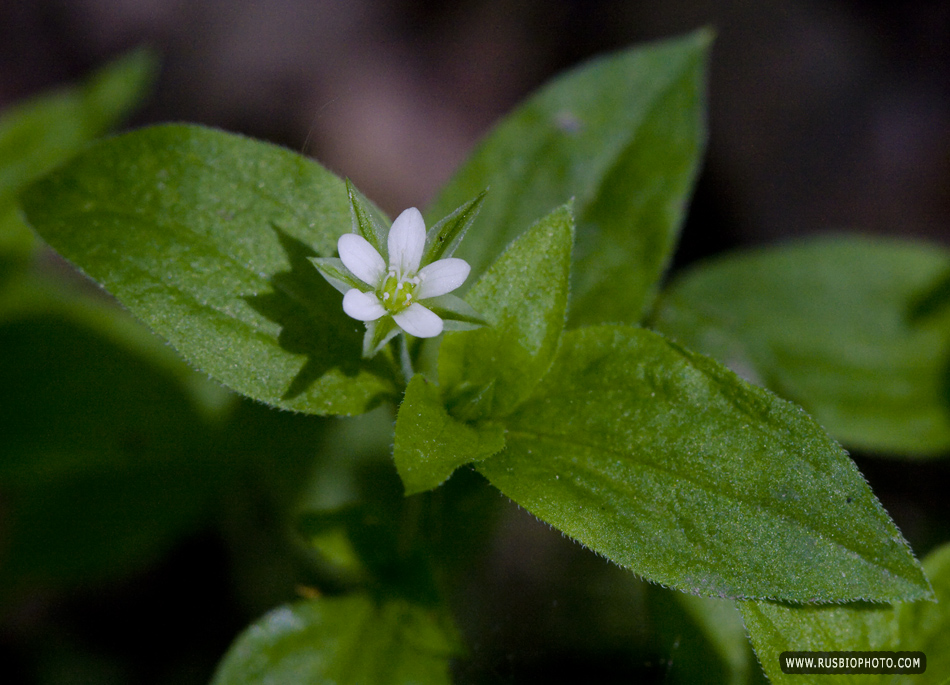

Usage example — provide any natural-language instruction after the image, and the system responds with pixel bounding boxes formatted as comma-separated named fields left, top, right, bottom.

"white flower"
left=337, top=207, right=470, bottom=338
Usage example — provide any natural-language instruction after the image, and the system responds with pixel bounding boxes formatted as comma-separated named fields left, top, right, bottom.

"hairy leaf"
left=739, top=542, right=950, bottom=684
left=479, top=325, right=931, bottom=602
left=394, top=374, right=505, bottom=494
left=440, top=204, right=573, bottom=419
left=20, top=124, right=398, bottom=415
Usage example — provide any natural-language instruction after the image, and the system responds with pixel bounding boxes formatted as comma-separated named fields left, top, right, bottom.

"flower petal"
left=339, top=233, right=386, bottom=287
left=416, top=258, right=471, bottom=299
left=387, top=207, right=425, bottom=276
left=342, top=289, right=386, bottom=321
left=393, top=303, right=443, bottom=338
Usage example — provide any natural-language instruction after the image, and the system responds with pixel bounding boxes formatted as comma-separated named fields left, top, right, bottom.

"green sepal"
left=424, top=293, right=486, bottom=331
left=422, top=190, right=487, bottom=265
left=364, top=317, right=399, bottom=358
left=394, top=374, right=505, bottom=495
left=309, top=256, right=364, bottom=295
left=346, top=178, right=389, bottom=258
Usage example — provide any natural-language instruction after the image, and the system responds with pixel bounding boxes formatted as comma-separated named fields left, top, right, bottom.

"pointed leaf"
left=427, top=30, right=709, bottom=326
left=394, top=374, right=505, bottom=494
left=479, top=325, right=931, bottom=602
left=654, top=235, right=950, bottom=456
left=439, top=204, right=573, bottom=419
left=211, top=594, right=462, bottom=685
left=739, top=542, right=950, bottom=684
left=20, top=124, right=399, bottom=415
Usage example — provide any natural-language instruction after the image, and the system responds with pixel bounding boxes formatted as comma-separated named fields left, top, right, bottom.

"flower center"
left=379, top=268, right=420, bottom=314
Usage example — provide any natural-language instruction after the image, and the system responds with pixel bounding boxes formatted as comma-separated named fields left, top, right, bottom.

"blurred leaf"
left=649, top=589, right=763, bottom=685
left=393, top=374, right=505, bottom=495
left=739, top=541, right=950, bottom=684
left=428, top=30, right=709, bottom=326
left=674, top=595, right=760, bottom=685
left=479, top=325, right=931, bottom=602
left=211, top=594, right=462, bottom=685
left=0, top=276, right=231, bottom=484
left=653, top=235, right=950, bottom=456
left=0, top=197, right=36, bottom=263
left=0, top=271, right=235, bottom=587
left=20, top=124, right=399, bottom=415
left=0, top=47, right=157, bottom=198
left=297, top=408, right=441, bottom=600
left=439, top=204, right=574, bottom=420
left=0, top=47, right=157, bottom=261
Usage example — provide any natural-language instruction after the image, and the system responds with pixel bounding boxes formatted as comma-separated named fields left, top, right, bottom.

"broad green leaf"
left=739, top=541, right=950, bottom=684
left=439, top=204, right=574, bottom=419
left=428, top=30, right=709, bottom=326
left=0, top=47, right=157, bottom=198
left=653, top=235, right=950, bottom=456
left=394, top=374, right=505, bottom=495
left=479, top=325, right=930, bottom=602
left=20, top=124, right=399, bottom=415
left=211, top=594, right=462, bottom=685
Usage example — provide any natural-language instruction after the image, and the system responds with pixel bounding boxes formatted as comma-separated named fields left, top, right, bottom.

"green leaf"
left=653, top=234, right=950, bottom=456
left=739, top=541, right=950, bottom=684
left=0, top=196, right=38, bottom=268
left=478, top=325, right=931, bottom=602
left=0, top=271, right=235, bottom=586
left=670, top=594, right=760, bottom=685
left=211, top=595, right=462, bottom=685
left=439, top=204, right=574, bottom=419
left=394, top=374, right=505, bottom=495
left=0, top=47, right=157, bottom=198
left=647, top=588, right=763, bottom=685
left=20, top=124, right=399, bottom=415
left=427, top=30, right=709, bottom=326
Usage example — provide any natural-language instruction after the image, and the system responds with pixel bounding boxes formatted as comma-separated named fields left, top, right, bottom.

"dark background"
left=3, top=0, right=948, bottom=246
left=2, top=1, right=949, bottom=683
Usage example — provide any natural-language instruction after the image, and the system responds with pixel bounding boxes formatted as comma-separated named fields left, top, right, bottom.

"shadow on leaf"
left=244, top=225, right=394, bottom=401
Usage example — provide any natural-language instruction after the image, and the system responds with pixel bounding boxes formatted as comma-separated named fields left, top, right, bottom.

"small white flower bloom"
left=337, top=207, right=471, bottom=338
